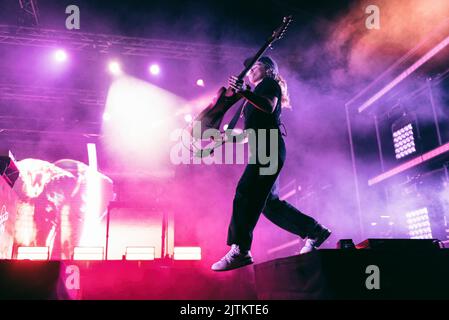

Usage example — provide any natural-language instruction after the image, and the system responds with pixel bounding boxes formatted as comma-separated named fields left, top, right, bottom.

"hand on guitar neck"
left=223, top=76, right=249, bottom=107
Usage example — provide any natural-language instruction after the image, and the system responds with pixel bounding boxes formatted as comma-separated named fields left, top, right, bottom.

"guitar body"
left=190, top=87, right=235, bottom=137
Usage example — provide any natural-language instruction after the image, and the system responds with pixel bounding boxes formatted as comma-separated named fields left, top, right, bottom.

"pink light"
left=108, top=61, right=122, bottom=75
left=368, top=156, right=423, bottom=186
left=280, top=188, right=296, bottom=201
left=54, top=49, right=68, bottom=62
left=149, top=64, right=160, bottom=75
left=196, top=79, right=205, bottom=87
left=368, top=141, right=449, bottom=185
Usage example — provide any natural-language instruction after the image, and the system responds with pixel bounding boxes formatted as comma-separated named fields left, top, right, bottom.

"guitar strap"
left=226, top=100, right=245, bottom=132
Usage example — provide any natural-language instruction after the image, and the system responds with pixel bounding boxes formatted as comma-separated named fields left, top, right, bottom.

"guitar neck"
left=236, top=40, right=274, bottom=80
left=235, top=15, right=292, bottom=81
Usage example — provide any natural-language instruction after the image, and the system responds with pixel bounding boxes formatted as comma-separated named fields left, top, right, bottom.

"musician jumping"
left=212, top=56, right=331, bottom=272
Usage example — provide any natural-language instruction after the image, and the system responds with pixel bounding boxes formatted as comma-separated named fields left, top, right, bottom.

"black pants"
left=227, top=135, right=318, bottom=251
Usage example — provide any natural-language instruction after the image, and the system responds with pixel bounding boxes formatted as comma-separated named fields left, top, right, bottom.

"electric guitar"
left=189, top=15, right=293, bottom=158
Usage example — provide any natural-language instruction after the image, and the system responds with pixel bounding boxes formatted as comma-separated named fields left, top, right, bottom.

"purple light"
left=149, top=64, right=160, bottom=75
left=108, top=61, right=122, bottom=75
left=196, top=79, right=205, bottom=87
left=54, top=49, right=68, bottom=62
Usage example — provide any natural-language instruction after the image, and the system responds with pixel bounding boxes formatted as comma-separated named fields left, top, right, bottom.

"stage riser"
left=0, top=260, right=257, bottom=300
left=254, top=249, right=449, bottom=299
left=3, top=249, right=449, bottom=299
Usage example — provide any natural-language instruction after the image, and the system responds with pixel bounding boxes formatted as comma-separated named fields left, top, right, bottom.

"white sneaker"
left=300, top=225, right=331, bottom=254
left=211, top=244, right=254, bottom=272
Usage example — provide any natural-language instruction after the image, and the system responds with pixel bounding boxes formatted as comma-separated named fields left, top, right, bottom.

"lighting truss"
left=0, top=25, right=253, bottom=63
left=18, top=0, right=40, bottom=27
left=0, top=83, right=105, bottom=106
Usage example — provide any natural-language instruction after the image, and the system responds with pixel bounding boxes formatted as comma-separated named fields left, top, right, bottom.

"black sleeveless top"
left=243, top=77, right=282, bottom=131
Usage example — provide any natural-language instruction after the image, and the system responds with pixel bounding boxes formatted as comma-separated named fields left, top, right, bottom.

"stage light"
left=102, top=76, right=185, bottom=174
left=125, top=247, right=155, bottom=260
left=184, top=114, right=193, bottom=123
left=17, top=247, right=49, bottom=260
left=79, top=144, right=103, bottom=247
left=149, top=64, right=160, bottom=75
left=405, top=208, right=433, bottom=239
left=87, top=143, right=97, bottom=170
left=108, top=61, right=122, bottom=75
left=73, top=247, right=104, bottom=260
left=392, top=123, right=416, bottom=160
left=103, top=112, right=111, bottom=121
left=196, top=79, right=205, bottom=87
left=53, top=49, right=68, bottom=62
left=173, top=246, right=201, bottom=260
left=223, top=124, right=229, bottom=131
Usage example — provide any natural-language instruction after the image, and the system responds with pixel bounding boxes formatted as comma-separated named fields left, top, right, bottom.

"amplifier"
left=356, top=238, right=442, bottom=250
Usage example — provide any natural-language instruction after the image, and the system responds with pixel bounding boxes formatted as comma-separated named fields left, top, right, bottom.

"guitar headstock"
left=271, top=15, right=293, bottom=42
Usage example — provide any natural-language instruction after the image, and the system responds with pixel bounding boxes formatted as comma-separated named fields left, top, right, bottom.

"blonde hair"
left=275, top=74, right=291, bottom=109
left=264, top=64, right=291, bottom=109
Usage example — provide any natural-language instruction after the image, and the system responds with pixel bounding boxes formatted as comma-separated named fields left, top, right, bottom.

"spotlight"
left=405, top=208, right=433, bottom=239
left=184, top=114, right=193, bottom=123
left=392, top=122, right=416, bottom=160
left=149, top=64, right=160, bottom=75
left=54, top=49, right=68, bottom=62
left=196, top=79, right=205, bottom=87
left=103, top=112, right=111, bottom=122
left=108, top=60, right=122, bottom=75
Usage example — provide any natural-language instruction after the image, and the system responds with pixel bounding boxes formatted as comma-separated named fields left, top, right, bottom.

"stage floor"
left=2, top=248, right=449, bottom=300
